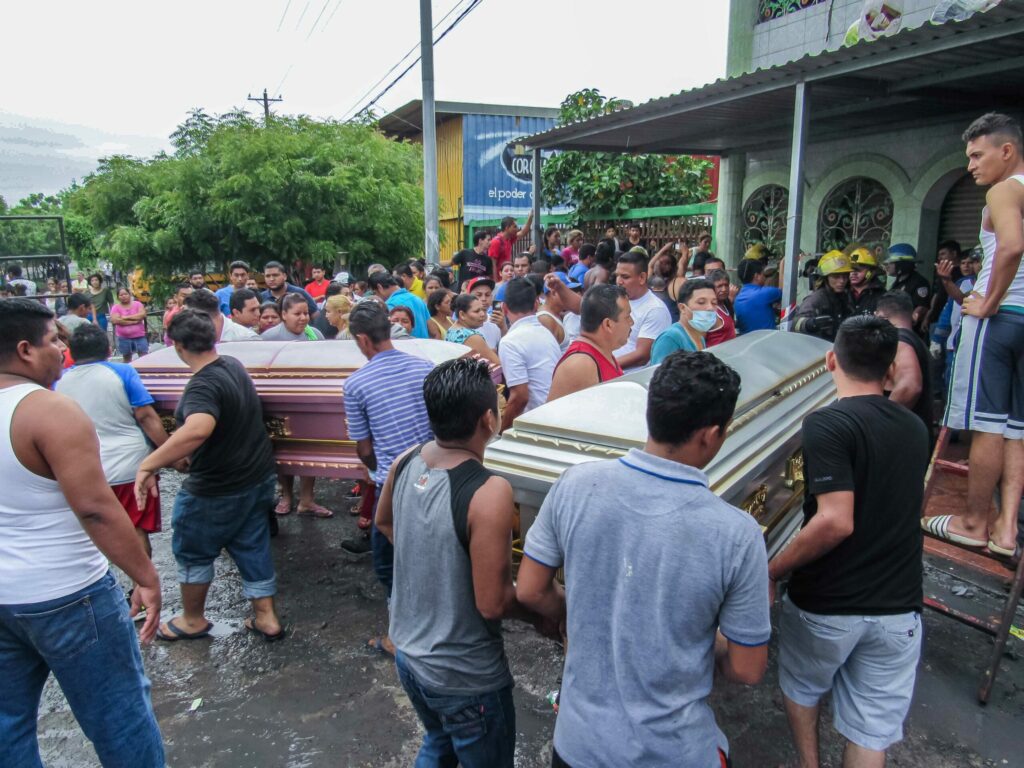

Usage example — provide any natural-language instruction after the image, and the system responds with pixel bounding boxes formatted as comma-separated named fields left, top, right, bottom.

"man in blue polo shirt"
left=215, top=260, right=250, bottom=316
left=734, top=258, right=782, bottom=333
left=368, top=272, right=430, bottom=339
left=517, top=351, right=770, bottom=768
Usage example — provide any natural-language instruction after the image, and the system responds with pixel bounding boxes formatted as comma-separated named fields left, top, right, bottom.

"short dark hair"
left=229, top=288, right=258, bottom=314
left=578, top=243, right=597, bottom=261
left=937, top=240, right=962, bottom=256
left=228, top=260, right=250, bottom=273
left=962, top=112, right=1023, bottom=151
left=7, top=264, right=23, bottom=278
left=550, top=254, right=566, bottom=272
left=394, top=263, right=414, bottom=279
left=264, top=260, right=286, bottom=273
left=167, top=309, right=217, bottom=353
left=503, top=277, right=538, bottom=314
left=428, top=289, right=451, bottom=316
left=368, top=272, right=398, bottom=291
left=628, top=223, right=642, bottom=232
left=529, top=260, right=550, bottom=276
left=513, top=252, right=532, bottom=264
left=188, top=269, right=204, bottom=279
left=389, top=305, right=415, bottom=330
left=704, top=257, right=726, bottom=271
left=676, top=278, right=715, bottom=306
left=348, top=301, right=391, bottom=343
left=68, top=323, right=109, bottom=361
left=616, top=250, right=647, bottom=274
left=430, top=269, right=452, bottom=289
left=279, top=293, right=309, bottom=314
left=473, top=230, right=490, bottom=246
left=647, top=351, right=741, bottom=445
left=259, top=301, right=280, bottom=316
left=423, top=357, right=498, bottom=441
left=706, top=268, right=729, bottom=285
left=875, top=290, right=914, bottom=319
left=67, top=292, right=93, bottom=311
left=580, top=284, right=627, bottom=333
left=594, top=239, right=617, bottom=267
left=737, top=259, right=764, bottom=284
left=183, top=288, right=220, bottom=318
left=325, top=282, right=343, bottom=299
left=0, top=298, right=55, bottom=362
left=175, top=282, right=190, bottom=293
left=833, top=315, right=899, bottom=383
left=500, top=216, right=516, bottom=231
left=452, top=292, right=480, bottom=318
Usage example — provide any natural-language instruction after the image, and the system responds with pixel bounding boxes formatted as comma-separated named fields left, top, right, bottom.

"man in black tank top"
left=875, top=292, right=935, bottom=445
left=375, top=358, right=556, bottom=768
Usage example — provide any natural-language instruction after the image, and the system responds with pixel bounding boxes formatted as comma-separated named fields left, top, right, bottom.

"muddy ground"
left=37, top=473, right=1024, bottom=767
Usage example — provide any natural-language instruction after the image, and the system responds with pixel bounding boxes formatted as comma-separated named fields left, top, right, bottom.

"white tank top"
left=974, top=174, right=1024, bottom=310
left=537, top=310, right=570, bottom=351
left=0, top=383, right=107, bottom=604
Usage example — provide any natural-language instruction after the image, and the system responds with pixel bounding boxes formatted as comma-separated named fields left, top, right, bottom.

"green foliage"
left=0, top=189, right=100, bottom=271
left=541, top=88, right=711, bottom=217
left=60, top=111, right=424, bottom=295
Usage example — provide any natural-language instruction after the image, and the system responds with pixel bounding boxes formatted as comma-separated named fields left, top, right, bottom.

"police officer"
left=791, top=250, right=853, bottom=342
left=885, top=243, right=932, bottom=332
left=847, top=246, right=887, bottom=316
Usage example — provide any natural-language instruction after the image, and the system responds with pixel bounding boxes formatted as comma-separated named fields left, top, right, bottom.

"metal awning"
left=379, top=100, right=559, bottom=140
left=518, top=1, right=1024, bottom=155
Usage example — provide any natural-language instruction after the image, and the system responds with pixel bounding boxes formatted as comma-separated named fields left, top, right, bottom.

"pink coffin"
left=132, top=339, right=469, bottom=478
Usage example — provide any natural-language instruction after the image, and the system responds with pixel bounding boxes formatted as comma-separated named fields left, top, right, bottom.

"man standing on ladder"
left=923, top=113, right=1024, bottom=559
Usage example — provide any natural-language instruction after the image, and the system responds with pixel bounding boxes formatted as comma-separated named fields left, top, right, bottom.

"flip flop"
left=920, top=515, right=987, bottom=548
left=244, top=617, right=286, bottom=643
left=274, top=499, right=292, bottom=516
left=367, top=636, right=395, bottom=658
left=297, top=503, right=334, bottom=518
left=987, top=540, right=1016, bottom=557
left=156, top=619, right=213, bottom=642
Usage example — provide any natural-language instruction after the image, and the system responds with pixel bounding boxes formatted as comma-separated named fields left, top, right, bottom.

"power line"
left=345, top=0, right=484, bottom=122
left=339, top=0, right=478, bottom=121
left=276, top=0, right=293, bottom=32
left=305, top=0, right=332, bottom=39
left=321, top=0, right=345, bottom=32
left=293, top=0, right=311, bottom=31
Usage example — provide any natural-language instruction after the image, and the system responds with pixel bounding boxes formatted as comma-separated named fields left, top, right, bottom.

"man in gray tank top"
left=376, top=357, right=554, bottom=768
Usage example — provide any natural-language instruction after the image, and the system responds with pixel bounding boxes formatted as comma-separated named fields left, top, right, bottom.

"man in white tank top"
left=926, top=113, right=1024, bottom=559
left=0, top=299, right=164, bottom=767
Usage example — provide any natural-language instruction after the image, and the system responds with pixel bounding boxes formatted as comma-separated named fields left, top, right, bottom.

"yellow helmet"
left=744, top=243, right=769, bottom=261
left=848, top=247, right=877, bottom=268
left=817, top=250, right=852, bottom=276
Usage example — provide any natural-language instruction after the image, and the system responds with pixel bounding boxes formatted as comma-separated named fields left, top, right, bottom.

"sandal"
left=297, top=503, right=334, bottom=518
left=920, top=515, right=986, bottom=548
left=156, top=618, right=213, bottom=642
left=367, top=635, right=395, bottom=658
left=987, top=539, right=1015, bottom=557
left=275, top=499, right=292, bottom=516
left=244, top=617, right=286, bottom=643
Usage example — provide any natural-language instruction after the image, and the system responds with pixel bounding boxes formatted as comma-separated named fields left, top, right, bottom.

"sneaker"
left=341, top=534, right=372, bottom=557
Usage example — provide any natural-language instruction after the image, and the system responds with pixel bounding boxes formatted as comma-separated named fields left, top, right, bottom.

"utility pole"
left=247, top=88, right=283, bottom=123
left=419, top=0, right=440, bottom=265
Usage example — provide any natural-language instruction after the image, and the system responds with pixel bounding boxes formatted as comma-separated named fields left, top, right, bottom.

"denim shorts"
left=778, top=595, right=922, bottom=752
left=171, top=474, right=277, bottom=598
left=116, top=335, right=149, bottom=356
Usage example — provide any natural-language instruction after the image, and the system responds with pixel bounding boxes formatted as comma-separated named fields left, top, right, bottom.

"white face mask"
left=688, top=309, right=718, bottom=333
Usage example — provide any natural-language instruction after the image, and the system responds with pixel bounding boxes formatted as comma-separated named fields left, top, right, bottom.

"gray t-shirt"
left=258, top=323, right=324, bottom=341
left=61, top=315, right=92, bottom=334
left=524, top=447, right=770, bottom=768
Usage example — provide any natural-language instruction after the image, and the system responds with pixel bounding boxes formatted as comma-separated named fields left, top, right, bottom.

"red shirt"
left=706, top=306, right=737, bottom=347
left=488, top=233, right=518, bottom=273
left=557, top=339, right=624, bottom=384
left=305, top=279, right=328, bottom=300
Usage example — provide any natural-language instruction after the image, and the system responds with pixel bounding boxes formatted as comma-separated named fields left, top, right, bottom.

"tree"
left=0, top=189, right=99, bottom=269
left=541, top=88, right=711, bottom=218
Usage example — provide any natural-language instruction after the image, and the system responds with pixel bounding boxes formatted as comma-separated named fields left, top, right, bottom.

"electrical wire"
left=340, top=0, right=481, bottom=122
left=276, top=0, right=293, bottom=32
left=293, top=0, right=311, bottom=31
left=305, top=0, right=332, bottom=39
left=321, top=0, right=345, bottom=33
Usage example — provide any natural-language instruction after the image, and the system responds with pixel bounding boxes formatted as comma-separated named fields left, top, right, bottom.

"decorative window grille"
left=757, top=0, right=828, bottom=24
left=817, top=177, right=894, bottom=253
left=742, top=185, right=789, bottom=256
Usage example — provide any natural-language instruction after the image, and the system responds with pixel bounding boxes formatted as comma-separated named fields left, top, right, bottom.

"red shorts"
left=111, top=480, right=162, bottom=534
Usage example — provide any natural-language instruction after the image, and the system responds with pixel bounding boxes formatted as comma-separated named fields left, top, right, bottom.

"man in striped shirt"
left=340, top=302, right=434, bottom=653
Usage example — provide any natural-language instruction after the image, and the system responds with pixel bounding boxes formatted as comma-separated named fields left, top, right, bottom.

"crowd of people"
left=1, top=111, right=1022, bottom=768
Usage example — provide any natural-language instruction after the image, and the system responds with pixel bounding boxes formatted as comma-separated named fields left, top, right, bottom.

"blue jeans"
left=172, top=474, right=277, bottom=598
left=0, top=571, right=164, bottom=768
left=395, top=650, right=515, bottom=768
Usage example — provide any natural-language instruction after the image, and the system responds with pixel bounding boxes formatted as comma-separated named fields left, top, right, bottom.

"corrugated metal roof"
left=379, top=100, right=560, bottom=139
left=518, top=1, right=1024, bottom=155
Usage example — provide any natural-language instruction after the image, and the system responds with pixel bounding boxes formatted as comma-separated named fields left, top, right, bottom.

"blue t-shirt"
left=650, top=323, right=703, bottom=365
left=215, top=285, right=234, bottom=316
left=386, top=288, right=431, bottom=339
left=568, top=263, right=589, bottom=283
left=734, top=284, right=782, bottom=333
left=524, top=448, right=770, bottom=767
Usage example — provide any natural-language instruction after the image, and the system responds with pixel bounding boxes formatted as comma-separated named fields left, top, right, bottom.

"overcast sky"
left=1, top=0, right=729, bottom=201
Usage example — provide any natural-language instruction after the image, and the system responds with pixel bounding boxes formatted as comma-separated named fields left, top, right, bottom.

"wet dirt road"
left=37, top=474, right=1024, bottom=767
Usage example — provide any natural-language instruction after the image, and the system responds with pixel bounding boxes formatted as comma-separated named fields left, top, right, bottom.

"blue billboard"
left=462, top=113, right=568, bottom=222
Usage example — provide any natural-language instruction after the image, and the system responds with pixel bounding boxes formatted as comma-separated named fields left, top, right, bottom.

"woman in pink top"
left=109, top=287, right=149, bottom=362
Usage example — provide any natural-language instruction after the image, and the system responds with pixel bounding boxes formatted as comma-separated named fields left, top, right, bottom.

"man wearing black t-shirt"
left=134, top=310, right=284, bottom=643
left=768, top=315, right=929, bottom=768
left=451, top=231, right=494, bottom=288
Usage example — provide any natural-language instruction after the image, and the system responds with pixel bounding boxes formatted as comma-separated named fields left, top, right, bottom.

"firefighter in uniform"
left=885, top=242, right=932, bottom=332
left=847, top=246, right=887, bottom=316
left=791, top=250, right=853, bottom=342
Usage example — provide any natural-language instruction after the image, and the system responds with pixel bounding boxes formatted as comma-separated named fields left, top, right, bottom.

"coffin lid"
left=508, top=330, right=831, bottom=449
left=132, top=338, right=469, bottom=376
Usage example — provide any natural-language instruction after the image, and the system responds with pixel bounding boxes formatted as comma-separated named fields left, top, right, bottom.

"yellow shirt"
left=410, top=277, right=427, bottom=301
